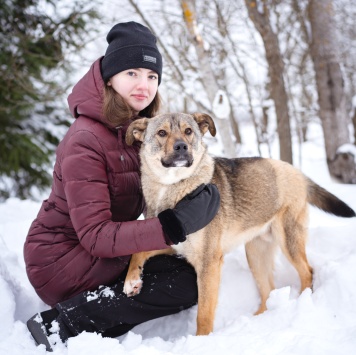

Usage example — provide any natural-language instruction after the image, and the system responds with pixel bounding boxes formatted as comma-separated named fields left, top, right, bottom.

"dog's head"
left=126, top=113, right=216, bottom=183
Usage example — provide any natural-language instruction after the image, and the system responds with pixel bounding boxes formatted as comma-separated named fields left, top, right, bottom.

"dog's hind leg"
left=279, top=207, right=313, bottom=293
left=245, top=233, right=278, bottom=315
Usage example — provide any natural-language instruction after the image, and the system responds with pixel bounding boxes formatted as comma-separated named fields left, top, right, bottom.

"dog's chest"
left=144, top=185, right=177, bottom=216
left=155, top=186, right=170, bottom=211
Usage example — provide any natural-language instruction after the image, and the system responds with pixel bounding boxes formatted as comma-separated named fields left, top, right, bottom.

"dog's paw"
left=123, top=279, right=143, bottom=297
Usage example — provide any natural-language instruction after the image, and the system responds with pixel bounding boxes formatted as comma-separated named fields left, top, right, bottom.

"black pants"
left=56, top=255, right=198, bottom=338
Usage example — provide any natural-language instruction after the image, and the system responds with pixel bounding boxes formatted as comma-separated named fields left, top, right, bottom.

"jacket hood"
left=68, top=57, right=109, bottom=125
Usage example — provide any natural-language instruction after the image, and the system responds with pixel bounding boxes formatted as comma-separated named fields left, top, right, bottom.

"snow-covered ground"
left=1, top=124, right=356, bottom=354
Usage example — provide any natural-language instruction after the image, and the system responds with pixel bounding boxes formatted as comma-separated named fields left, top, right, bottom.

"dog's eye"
left=185, top=128, right=192, bottom=135
left=158, top=130, right=167, bottom=137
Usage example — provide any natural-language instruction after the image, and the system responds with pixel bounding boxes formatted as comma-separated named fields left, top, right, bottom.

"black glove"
left=158, top=184, right=220, bottom=245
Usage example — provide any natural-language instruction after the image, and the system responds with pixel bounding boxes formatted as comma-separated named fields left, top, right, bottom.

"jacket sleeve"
left=61, top=129, right=170, bottom=258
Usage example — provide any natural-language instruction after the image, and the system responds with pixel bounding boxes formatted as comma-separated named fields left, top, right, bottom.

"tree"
left=0, top=0, right=99, bottom=200
left=245, top=0, right=293, bottom=164
left=308, top=0, right=356, bottom=183
left=180, top=0, right=236, bottom=158
left=112, top=0, right=355, bottom=179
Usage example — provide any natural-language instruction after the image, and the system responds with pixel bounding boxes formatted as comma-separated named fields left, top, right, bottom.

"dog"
left=123, top=112, right=355, bottom=336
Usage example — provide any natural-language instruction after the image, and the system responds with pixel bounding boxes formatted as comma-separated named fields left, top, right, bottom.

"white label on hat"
left=143, top=55, right=157, bottom=63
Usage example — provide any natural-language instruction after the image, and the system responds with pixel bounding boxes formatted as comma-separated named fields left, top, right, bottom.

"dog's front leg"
left=193, top=248, right=224, bottom=336
left=123, top=249, right=173, bottom=296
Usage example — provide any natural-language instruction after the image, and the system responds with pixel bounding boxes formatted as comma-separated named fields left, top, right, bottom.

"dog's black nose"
left=174, top=141, right=188, bottom=151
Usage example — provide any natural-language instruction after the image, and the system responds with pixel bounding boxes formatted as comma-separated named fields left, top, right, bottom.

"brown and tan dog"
left=123, top=112, right=355, bottom=336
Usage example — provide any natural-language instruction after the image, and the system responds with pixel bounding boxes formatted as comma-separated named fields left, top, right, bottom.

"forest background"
left=1, top=0, right=356, bottom=201
left=1, top=1, right=356, bottom=354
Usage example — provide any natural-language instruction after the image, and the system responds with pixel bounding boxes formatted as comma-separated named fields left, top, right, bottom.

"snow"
left=86, top=287, right=115, bottom=302
left=212, top=90, right=231, bottom=119
left=337, top=143, right=356, bottom=163
left=1, top=134, right=356, bottom=354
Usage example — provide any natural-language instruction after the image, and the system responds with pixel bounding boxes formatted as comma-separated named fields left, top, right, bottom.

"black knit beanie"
left=101, top=21, right=163, bottom=85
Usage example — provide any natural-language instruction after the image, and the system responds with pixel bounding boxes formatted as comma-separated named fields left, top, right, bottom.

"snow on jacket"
left=24, top=58, right=169, bottom=307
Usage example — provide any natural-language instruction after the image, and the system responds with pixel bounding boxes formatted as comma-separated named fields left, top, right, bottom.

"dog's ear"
left=191, top=113, right=216, bottom=137
left=125, top=118, right=149, bottom=145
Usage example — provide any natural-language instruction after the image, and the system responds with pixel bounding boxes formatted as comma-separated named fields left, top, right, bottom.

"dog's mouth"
left=161, top=154, right=194, bottom=168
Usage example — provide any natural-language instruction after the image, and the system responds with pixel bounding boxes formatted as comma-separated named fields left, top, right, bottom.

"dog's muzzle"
left=161, top=140, right=193, bottom=168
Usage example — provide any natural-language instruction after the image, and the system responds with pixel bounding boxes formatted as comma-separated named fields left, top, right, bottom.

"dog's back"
left=210, top=156, right=355, bottom=250
left=211, top=157, right=300, bottom=227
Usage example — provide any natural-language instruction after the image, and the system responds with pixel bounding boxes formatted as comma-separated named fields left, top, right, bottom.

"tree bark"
left=353, top=108, right=356, bottom=146
left=245, top=0, right=293, bottom=164
left=181, top=0, right=236, bottom=158
left=308, top=0, right=356, bottom=183
left=127, top=0, right=213, bottom=116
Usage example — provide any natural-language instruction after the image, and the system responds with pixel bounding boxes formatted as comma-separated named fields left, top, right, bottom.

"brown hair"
left=102, top=85, right=161, bottom=126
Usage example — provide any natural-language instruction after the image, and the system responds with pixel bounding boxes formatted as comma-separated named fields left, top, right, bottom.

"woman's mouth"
left=132, top=94, right=147, bottom=100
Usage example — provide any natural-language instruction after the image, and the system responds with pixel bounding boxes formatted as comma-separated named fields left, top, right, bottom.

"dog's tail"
left=307, top=178, right=355, bottom=217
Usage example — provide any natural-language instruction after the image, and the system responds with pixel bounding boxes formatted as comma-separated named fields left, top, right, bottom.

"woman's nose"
left=136, top=77, right=149, bottom=90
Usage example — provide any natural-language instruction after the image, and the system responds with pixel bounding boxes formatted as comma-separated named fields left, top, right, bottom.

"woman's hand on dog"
left=158, top=184, right=220, bottom=245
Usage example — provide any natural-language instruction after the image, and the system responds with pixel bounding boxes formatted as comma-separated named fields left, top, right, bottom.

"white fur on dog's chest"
left=171, top=230, right=205, bottom=265
left=157, top=168, right=185, bottom=185
left=153, top=186, right=170, bottom=215
left=171, top=242, right=189, bottom=256
left=145, top=184, right=177, bottom=216
left=157, top=186, right=168, bottom=205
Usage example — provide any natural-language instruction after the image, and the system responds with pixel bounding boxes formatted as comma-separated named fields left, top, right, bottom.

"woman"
left=24, top=21, right=220, bottom=351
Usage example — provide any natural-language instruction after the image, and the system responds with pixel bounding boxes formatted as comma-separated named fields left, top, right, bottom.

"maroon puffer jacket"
left=24, top=58, right=169, bottom=307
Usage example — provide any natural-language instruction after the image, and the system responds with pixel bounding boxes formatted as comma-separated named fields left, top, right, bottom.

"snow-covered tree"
left=0, top=0, right=99, bottom=200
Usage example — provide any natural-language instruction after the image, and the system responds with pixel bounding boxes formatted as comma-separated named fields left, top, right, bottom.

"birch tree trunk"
left=181, top=0, right=236, bottom=158
left=245, top=0, right=293, bottom=164
left=353, top=109, right=356, bottom=147
left=308, top=0, right=356, bottom=183
left=128, top=0, right=214, bottom=116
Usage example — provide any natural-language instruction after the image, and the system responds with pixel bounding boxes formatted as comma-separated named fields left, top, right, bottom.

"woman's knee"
left=141, top=255, right=198, bottom=306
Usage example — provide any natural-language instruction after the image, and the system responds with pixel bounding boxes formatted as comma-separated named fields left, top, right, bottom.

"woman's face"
left=108, top=68, right=159, bottom=114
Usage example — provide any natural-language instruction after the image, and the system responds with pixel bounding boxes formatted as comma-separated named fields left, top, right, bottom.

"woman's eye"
left=185, top=128, right=192, bottom=135
left=158, top=130, right=167, bottom=137
left=127, top=71, right=136, bottom=76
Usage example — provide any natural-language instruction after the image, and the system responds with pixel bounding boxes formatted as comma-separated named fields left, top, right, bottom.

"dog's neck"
left=140, top=148, right=215, bottom=216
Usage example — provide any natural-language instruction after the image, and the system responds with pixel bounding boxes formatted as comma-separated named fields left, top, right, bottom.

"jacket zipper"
left=116, top=126, right=125, bottom=162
